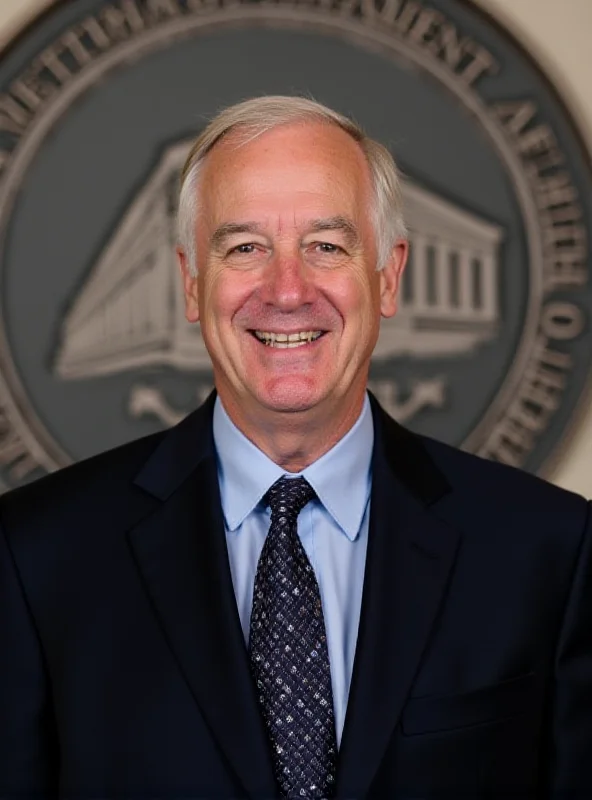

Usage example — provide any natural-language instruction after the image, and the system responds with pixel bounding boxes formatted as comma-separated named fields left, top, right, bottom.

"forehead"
left=199, top=121, right=373, bottom=216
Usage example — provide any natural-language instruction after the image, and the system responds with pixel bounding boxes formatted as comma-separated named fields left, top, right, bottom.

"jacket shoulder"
left=420, top=432, right=588, bottom=518
left=0, top=429, right=165, bottom=527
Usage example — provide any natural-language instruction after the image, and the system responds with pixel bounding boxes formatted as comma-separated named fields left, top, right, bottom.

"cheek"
left=318, top=269, right=378, bottom=320
left=201, top=268, right=253, bottom=324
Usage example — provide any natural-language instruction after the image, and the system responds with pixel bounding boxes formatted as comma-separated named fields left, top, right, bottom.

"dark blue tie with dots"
left=249, top=476, right=338, bottom=798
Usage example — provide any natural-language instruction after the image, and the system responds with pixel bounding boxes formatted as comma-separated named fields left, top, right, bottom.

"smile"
left=252, top=330, right=324, bottom=348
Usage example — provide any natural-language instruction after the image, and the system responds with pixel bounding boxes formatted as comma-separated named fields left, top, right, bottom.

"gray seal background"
left=0, top=0, right=591, bottom=480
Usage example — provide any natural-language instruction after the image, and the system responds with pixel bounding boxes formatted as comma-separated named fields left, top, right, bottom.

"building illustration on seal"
left=54, top=140, right=504, bottom=382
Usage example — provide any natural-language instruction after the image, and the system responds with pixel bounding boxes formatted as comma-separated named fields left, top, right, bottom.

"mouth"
left=250, top=330, right=325, bottom=349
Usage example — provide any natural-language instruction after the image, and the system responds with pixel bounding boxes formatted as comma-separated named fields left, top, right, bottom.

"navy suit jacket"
left=1, top=393, right=591, bottom=798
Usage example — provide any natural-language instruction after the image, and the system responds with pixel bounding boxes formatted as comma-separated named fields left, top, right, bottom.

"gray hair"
left=177, top=96, right=407, bottom=275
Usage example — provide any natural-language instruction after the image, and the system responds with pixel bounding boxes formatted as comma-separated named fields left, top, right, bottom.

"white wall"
left=0, top=0, right=591, bottom=495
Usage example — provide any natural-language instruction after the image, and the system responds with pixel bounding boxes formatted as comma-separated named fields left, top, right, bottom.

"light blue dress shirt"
left=213, top=394, right=373, bottom=747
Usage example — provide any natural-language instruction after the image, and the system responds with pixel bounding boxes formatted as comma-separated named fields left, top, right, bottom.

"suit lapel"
left=336, top=398, right=462, bottom=798
left=128, top=396, right=277, bottom=799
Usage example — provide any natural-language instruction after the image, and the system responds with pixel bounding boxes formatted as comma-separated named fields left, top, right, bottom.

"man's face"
left=178, top=121, right=407, bottom=422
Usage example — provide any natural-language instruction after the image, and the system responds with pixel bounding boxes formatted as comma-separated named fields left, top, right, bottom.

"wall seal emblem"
left=0, top=0, right=590, bottom=491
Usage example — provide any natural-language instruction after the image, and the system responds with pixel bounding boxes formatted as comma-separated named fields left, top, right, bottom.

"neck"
left=218, top=389, right=367, bottom=473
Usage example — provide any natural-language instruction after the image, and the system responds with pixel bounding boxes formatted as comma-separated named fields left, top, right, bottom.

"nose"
left=259, top=253, right=316, bottom=311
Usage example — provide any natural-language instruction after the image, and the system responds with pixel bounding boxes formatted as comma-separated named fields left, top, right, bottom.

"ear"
left=176, top=245, right=200, bottom=323
left=380, top=239, right=408, bottom=318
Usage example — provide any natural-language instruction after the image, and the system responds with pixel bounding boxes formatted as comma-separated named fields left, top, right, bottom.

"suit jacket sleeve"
left=546, top=499, right=592, bottom=797
left=0, top=516, right=57, bottom=795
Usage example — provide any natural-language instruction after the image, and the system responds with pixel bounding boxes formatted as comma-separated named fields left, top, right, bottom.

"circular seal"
left=0, top=0, right=590, bottom=491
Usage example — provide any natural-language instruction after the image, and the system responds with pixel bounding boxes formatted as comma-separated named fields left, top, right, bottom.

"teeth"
left=254, top=330, right=322, bottom=348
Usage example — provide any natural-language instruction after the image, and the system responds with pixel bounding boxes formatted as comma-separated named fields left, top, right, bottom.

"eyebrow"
left=210, top=222, right=264, bottom=250
left=307, top=216, right=360, bottom=248
left=210, top=216, right=361, bottom=251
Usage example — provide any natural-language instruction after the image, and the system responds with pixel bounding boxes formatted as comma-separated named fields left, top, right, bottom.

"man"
left=1, top=96, right=591, bottom=798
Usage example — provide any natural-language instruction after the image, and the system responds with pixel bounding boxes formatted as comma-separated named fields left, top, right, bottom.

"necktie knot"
left=265, top=476, right=316, bottom=523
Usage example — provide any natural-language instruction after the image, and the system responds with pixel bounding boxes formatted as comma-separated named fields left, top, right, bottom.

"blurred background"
left=0, top=0, right=590, bottom=495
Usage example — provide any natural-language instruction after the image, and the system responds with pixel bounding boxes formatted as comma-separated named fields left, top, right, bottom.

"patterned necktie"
left=249, top=476, right=338, bottom=798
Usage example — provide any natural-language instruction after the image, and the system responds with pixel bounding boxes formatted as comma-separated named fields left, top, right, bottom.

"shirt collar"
left=213, top=394, right=373, bottom=541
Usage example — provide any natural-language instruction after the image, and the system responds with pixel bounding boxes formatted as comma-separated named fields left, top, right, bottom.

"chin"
left=254, top=378, right=328, bottom=414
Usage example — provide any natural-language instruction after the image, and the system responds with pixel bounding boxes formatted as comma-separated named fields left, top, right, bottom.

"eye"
left=313, top=242, right=343, bottom=254
left=229, top=243, right=257, bottom=255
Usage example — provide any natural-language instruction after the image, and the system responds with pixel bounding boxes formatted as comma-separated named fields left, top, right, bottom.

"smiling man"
left=1, top=97, right=592, bottom=799
left=177, top=110, right=404, bottom=472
